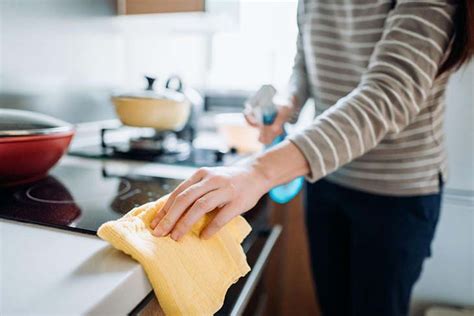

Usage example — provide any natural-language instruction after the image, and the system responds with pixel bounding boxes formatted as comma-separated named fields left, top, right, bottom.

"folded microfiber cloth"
left=97, top=195, right=251, bottom=316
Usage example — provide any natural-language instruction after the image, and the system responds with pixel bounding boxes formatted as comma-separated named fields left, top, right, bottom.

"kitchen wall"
left=0, top=0, right=298, bottom=122
left=1, top=0, right=126, bottom=121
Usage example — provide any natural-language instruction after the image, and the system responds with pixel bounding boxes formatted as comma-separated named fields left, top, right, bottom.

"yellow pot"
left=112, top=96, right=191, bottom=131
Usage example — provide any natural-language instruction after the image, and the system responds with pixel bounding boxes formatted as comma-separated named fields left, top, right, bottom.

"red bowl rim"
left=0, top=130, right=75, bottom=144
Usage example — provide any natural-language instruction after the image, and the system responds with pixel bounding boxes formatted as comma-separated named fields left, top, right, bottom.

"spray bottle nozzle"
left=245, top=85, right=277, bottom=125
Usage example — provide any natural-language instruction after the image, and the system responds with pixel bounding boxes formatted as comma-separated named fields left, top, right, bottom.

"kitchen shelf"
left=117, top=0, right=205, bottom=15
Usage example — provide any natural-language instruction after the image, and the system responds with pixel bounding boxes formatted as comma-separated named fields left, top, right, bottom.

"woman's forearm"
left=250, top=140, right=310, bottom=191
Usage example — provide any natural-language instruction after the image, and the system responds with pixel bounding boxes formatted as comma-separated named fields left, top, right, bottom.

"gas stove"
left=69, top=126, right=239, bottom=166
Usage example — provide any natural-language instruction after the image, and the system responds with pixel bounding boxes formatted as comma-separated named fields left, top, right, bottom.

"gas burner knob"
left=214, top=150, right=225, bottom=163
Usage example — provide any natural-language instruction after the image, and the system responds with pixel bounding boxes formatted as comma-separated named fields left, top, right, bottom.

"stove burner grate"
left=68, top=125, right=241, bottom=167
left=101, top=127, right=193, bottom=161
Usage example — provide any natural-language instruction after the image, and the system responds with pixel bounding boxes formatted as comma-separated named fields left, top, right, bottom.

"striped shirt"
left=288, top=0, right=456, bottom=196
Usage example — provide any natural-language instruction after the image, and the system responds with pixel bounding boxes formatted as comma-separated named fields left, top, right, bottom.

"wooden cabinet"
left=264, top=193, right=321, bottom=316
left=117, top=0, right=205, bottom=15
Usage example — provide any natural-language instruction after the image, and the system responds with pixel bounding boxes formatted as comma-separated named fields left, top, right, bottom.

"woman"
left=151, top=0, right=473, bottom=315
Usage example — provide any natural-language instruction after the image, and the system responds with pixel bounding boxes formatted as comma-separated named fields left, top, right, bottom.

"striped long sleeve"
left=288, top=0, right=456, bottom=195
left=288, top=0, right=310, bottom=123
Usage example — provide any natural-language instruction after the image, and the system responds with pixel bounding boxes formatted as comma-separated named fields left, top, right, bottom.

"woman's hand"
left=244, top=104, right=293, bottom=145
left=150, top=164, right=271, bottom=241
left=150, top=140, right=310, bottom=241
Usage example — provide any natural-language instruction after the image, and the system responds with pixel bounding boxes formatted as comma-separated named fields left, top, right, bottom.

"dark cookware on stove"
left=0, top=109, right=75, bottom=186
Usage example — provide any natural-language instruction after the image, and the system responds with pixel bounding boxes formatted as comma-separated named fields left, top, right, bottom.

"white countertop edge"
left=1, top=219, right=152, bottom=315
left=86, top=264, right=152, bottom=316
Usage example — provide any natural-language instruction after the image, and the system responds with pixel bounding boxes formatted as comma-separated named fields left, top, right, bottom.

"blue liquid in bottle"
left=263, top=113, right=304, bottom=204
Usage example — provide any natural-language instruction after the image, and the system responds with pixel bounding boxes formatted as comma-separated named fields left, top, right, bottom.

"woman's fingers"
left=152, top=178, right=219, bottom=237
left=150, top=169, right=205, bottom=229
left=170, top=188, right=232, bottom=241
left=258, top=106, right=289, bottom=144
left=259, top=124, right=282, bottom=144
left=161, top=170, right=204, bottom=212
left=151, top=208, right=166, bottom=229
left=274, top=105, right=291, bottom=126
left=200, top=204, right=237, bottom=239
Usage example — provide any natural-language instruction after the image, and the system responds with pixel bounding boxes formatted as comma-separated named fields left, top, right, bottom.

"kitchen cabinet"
left=264, top=193, right=321, bottom=316
left=117, top=0, right=205, bottom=15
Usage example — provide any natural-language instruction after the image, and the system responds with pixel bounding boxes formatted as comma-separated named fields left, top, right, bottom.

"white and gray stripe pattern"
left=288, top=0, right=455, bottom=196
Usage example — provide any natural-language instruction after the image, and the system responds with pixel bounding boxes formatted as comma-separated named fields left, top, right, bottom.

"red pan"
left=0, top=109, right=75, bottom=186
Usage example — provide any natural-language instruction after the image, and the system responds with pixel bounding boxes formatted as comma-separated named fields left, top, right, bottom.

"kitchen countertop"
left=1, top=121, right=265, bottom=315
left=0, top=118, right=206, bottom=316
left=0, top=153, right=202, bottom=315
left=0, top=184, right=276, bottom=316
left=0, top=218, right=151, bottom=315
left=0, top=163, right=273, bottom=316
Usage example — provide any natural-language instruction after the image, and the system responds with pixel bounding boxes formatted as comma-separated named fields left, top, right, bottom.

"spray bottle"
left=245, top=85, right=304, bottom=204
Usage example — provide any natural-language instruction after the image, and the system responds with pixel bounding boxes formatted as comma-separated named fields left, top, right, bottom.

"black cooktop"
left=0, top=161, right=268, bottom=241
left=0, top=163, right=182, bottom=234
left=0, top=159, right=273, bottom=315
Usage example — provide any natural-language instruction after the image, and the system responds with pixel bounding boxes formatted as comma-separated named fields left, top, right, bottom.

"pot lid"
left=113, top=76, right=186, bottom=102
left=0, top=109, right=74, bottom=137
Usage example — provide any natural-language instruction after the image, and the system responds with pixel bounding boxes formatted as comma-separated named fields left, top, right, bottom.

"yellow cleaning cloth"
left=97, top=195, right=251, bottom=315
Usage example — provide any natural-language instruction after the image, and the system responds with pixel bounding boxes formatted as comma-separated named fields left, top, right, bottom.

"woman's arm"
left=287, top=0, right=310, bottom=123
left=150, top=141, right=309, bottom=240
left=289, top=1, right=456, bottom=182
left=253, top=140, right=310, bottom=188
left=151, top=1, right=456, bottom=240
